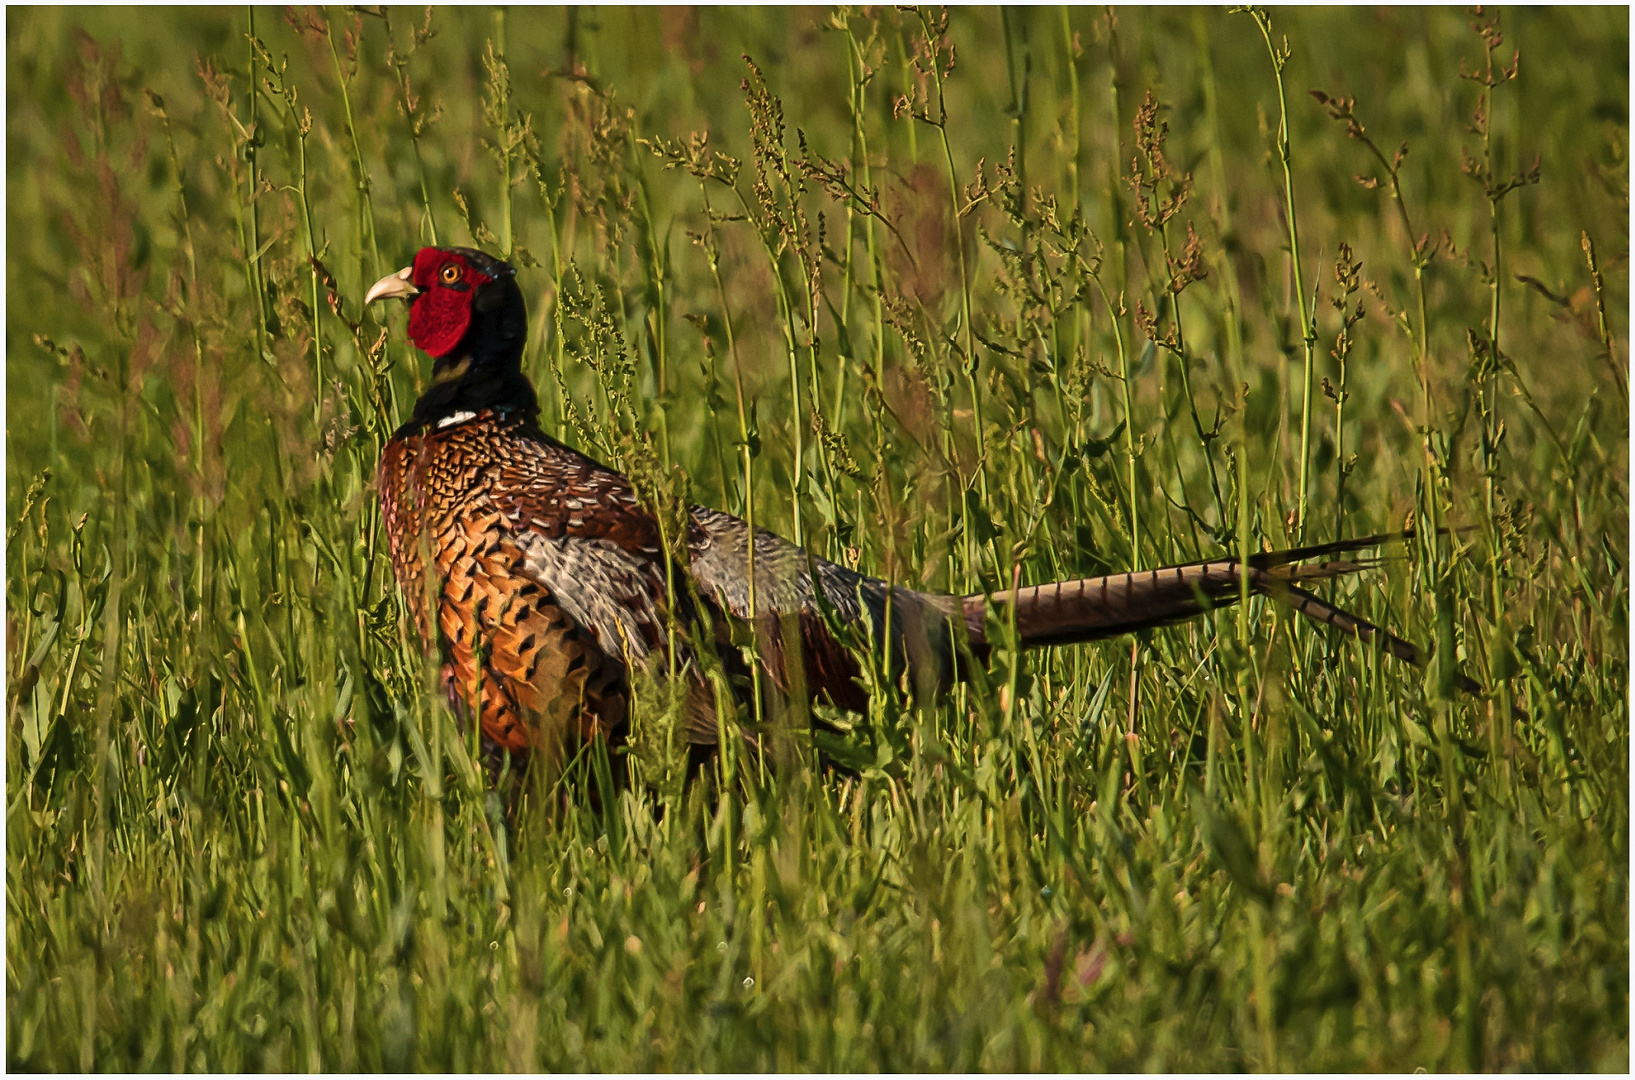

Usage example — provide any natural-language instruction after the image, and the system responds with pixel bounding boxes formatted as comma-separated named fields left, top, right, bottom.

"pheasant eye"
left=440, top=263, right=462, bottom=285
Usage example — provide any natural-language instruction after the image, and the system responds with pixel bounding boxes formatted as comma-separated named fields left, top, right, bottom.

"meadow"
left=6, top=5, right=1628, bottom=1069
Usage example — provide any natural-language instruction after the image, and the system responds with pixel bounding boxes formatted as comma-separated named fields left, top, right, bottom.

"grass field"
left=6, top=5, right=1628, bottom=1070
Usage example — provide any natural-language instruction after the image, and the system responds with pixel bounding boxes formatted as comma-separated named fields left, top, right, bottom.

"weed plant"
left=6, top=6, right=1628, bottom=1070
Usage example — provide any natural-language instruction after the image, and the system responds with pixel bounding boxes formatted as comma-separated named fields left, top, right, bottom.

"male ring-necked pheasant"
left=367, top=247, right=1443, bottom=768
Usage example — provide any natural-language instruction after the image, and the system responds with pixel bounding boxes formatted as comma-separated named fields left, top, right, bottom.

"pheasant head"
left=367, top=246, right=536, bottom=427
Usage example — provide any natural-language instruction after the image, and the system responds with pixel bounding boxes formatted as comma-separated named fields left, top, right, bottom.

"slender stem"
left=540, top=169, right=569, bottom=437
left=728, top=183, right=807, bottom=548
left=628, top=127, right=671, bottom=468
left=835, top=22, right=867, bottom=438
left=1195, top=7, right=1254, bottom=646
left=1335, top=349, right=1348, bottom=540
left=493, top=9, right=512, bottom=257
left=793, top=225, right=838, bottom=556
left=1387, top=145, right=1443, bottom=574
left=1248, top=10, right=1318, bottom=540
left=1475, top=31, right=1514, bottom=772
left=1092, top=277, right=1139, bottom=565
left=245, top=6, right=269, bottom=365
left=1481, top=75, right=1501, bottom=527
left=1157, top=225, right=1226, bottom=524
left=377, top=7, right=440, bottom=245
left=1102, top=11, right=1136, bottom=568
left=412, top=151, right=437, bottom=243
left=1331, top=92, right=1444, bottom=592
left=921, top=10, right=985, bottom=516
left=324, top=6, right=382, bottom=278
left=701, top=183, right=764, bottom=736
left=306, top=190, right=325, bottom=426
left=1582, top=233, right=1626, bottom=398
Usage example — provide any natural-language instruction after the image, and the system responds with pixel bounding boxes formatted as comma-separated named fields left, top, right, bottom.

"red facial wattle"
left=406, top=249, right=493, bottom=358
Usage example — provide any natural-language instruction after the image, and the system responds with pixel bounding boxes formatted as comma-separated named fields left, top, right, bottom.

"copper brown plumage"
left=379, top=412, right=642, bottom=758
left=368, top=246, right=1463, bottom=770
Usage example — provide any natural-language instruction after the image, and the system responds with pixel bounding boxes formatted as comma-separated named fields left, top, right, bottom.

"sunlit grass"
left=6, top=6, right=1627, bottom=1070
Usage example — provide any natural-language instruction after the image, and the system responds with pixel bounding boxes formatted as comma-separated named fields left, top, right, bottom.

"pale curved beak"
left=365, top=266, right=420, bottom=304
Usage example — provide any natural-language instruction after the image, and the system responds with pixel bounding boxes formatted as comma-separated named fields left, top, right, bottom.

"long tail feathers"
left=1261, top=578, right=1422, bottom=665
left=965, top=532, right=1480, bottom=693
left=1244, top=529, right=1413, bottom=569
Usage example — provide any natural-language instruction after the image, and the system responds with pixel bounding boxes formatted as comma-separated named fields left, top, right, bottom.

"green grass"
left=6, top=5, right=1628, bottom=1070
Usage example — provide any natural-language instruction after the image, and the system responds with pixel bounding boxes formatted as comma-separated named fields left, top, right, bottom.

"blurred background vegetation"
left=7, top=5, right=1628, bottom=1070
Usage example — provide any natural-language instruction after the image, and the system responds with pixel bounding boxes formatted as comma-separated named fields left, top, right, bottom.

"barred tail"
left=964, top=534, right=1468, bottom=688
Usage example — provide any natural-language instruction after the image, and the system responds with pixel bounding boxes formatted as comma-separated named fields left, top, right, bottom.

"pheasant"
left=367, top=247, right=1447, bottom=768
